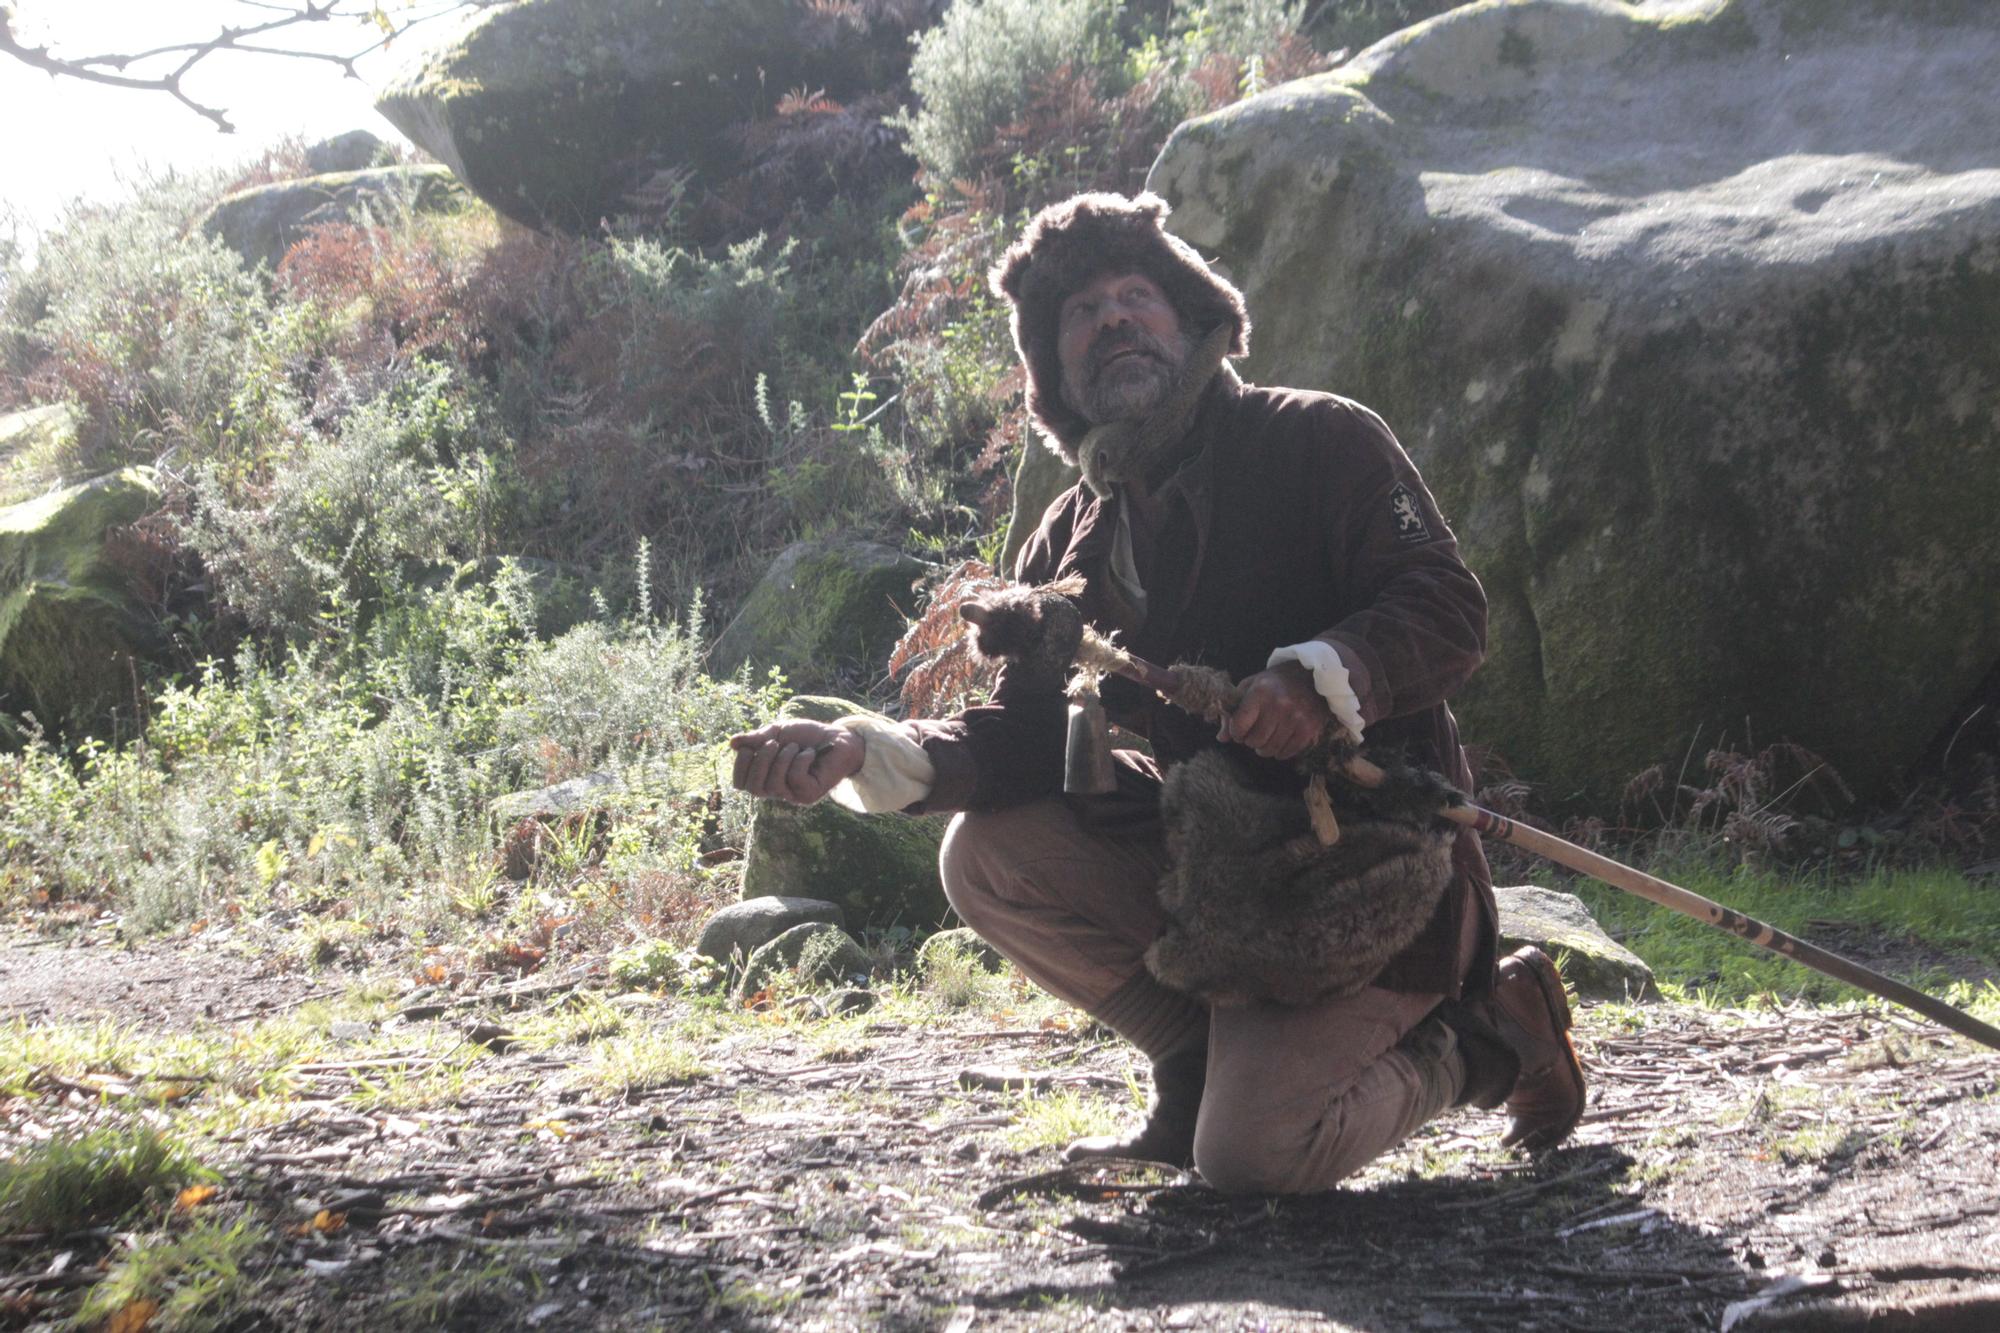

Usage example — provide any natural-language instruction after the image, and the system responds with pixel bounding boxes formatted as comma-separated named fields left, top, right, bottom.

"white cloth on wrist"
left=827, top=713, right=937, bottom=813
left=1266, top=640, right=1365, bottom=744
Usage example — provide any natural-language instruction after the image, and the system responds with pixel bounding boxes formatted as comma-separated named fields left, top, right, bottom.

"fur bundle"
left=1146, top=750, right=1458, bottom=1007
left=961, top=576, right=1462, bottom=1007
left=958, top=576, right=1087, bottom=693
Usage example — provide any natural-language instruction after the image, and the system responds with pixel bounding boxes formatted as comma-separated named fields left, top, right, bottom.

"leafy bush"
left=498, top=592, right=779, bottom=783
left=184, top=359, right=513, bottom=642
left=0, top=555, right=777, bottom=937
left=900, top=0, right=1123, bottom=187
left=4, top=174, right=268, bottom=475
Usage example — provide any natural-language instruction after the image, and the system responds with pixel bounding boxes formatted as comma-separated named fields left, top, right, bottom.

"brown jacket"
left=909, top=376, right=1496, bottom=998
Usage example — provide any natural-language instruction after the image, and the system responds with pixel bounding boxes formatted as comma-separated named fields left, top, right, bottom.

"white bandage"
left=827, top=714, right=937, bottom=813
left=1266, top=641, right=1365, bottom=744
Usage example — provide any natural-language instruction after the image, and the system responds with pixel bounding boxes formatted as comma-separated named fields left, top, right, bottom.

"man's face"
left=1056, top=271, right=1191, bottom=425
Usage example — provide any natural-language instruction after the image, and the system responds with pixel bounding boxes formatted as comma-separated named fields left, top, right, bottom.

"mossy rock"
left=1495, top=884, right=1654, bottom=1002
left=304, top=129, right=386, bottom=175
left=734, top=922, right=873, bottom=1003
left=710, top=537, right=929, bottom=691
left=1002, top=440, right=1080, bottom=576
left=372, top=0, right=915, bottom=233
left=1153, top=0, right=2000, bottom=807
left=916, top=927, right=1006, bottom=977
left=0, top=405, right=79, bottom=507
left=198, top=164, right=469, bottom=271
left=0, top=467, right=162, bottom=736
left=739, top=695, right=952, bottom=929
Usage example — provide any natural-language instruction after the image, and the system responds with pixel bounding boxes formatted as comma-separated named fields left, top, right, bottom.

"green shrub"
left=184, top=359, right=514, bottom=642
left=498, top=593, right=780, bottom=783
left=5, top=174, right=268, bottom=474
left=900, top=0, right=1123, bottom=185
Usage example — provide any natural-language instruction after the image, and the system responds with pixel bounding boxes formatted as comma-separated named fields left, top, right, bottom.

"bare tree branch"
left=0, top=2, right=491, bottom=132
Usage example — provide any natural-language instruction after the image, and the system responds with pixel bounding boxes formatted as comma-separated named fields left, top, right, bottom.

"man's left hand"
left=1219, top=660, right=1332, bottom=761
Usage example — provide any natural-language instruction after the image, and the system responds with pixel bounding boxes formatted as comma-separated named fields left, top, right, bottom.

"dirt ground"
left=3, top=927, right=1998, bottom=1332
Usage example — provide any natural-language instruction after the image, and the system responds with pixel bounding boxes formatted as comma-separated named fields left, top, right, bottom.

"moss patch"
left=0, top=466, right=161, bottom=734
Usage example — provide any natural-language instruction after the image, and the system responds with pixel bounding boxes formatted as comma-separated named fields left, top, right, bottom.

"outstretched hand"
left=727, top=720, right=866, bottom=805
left=1218, top=660, right=1332, bottom=761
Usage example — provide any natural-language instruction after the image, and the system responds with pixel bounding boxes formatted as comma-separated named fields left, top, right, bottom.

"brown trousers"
left=940, top=798, right=1472, bottom=1194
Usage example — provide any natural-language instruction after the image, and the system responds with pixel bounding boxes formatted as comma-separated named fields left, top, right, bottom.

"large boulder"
left=0, top=467, right=161, bottom=734
left=0, top=404, right=78, bottom=507
left=198, top=164, right=467, bottom=271
left=1494, top=884, right=1653, bottom=1001
left=710, top=536, right=929, bottom=689
left=1152, top=0, right=2000, bottom=807
left=373, top=0, right=919, bottom=233
left=738, top=695, right=953, bottom=929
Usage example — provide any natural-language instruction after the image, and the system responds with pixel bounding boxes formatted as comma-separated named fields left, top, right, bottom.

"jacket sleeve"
left=895, top=486, right=1083, bottom=814
left=1311, top=403, right=1488, bottom=727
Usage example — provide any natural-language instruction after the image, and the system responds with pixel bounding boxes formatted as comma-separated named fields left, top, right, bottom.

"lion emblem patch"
left=1389, top=482, right=1433, bottom=545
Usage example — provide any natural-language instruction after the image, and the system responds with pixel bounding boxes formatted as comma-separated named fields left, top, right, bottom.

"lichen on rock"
left=1152, top=0, right=2000, bottom=806
left=0, top=467, right=162, bottom=736
left=710, top=537, right=930, bottom=692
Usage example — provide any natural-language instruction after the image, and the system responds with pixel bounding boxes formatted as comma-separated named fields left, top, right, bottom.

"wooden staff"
left=1099, top=647, right=2000, bottom=1055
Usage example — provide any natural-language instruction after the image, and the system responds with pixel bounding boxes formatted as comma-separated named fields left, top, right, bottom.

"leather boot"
left=1443, top=946, right=1586, bottom=1151
left=1064, top=1045, right=1206, bottom=1167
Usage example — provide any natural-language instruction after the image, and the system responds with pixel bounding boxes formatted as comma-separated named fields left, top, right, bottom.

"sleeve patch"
left=1388, top=482, right=1435, bottom=545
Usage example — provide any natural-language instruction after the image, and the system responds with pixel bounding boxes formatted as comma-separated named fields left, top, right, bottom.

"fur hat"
left=989, top=192, right=1251, bottom=459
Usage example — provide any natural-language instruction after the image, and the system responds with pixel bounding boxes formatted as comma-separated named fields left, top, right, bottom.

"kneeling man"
left=730, top=192, right=1585, bottom=1193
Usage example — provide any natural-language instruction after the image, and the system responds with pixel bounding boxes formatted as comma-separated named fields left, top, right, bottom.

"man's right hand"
left=727, top=720, right=865, bottom=805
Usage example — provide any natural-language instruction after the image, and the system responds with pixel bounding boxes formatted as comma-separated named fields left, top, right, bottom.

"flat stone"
left=709, top=537, right=930, bottom=690
left=197, top=163, right=466, bottom=271
left=1495, top=884, right=1654, bottom=1001
left=696, top=896, right=847, bottom=964
left=305, top=129, right=384, bottom=175
left=1154, top=0, right=2000, bottom=807
left=0, top=466, right=162, bottom=735
left=488, top=771, right=624, bottom=824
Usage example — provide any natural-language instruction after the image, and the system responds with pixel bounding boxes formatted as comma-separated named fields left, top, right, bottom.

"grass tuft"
left=0, top=1125, right=209, bottom=1233
left=582, top=1028, right=712, bottom=1097
left=75, top=1217, right=267, bottom=1331
left=1003, top=1087, right=1119, bottom=1152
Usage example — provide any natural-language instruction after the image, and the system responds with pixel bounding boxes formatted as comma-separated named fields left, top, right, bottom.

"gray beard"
left=1063, top=327, right=1194, bottom=426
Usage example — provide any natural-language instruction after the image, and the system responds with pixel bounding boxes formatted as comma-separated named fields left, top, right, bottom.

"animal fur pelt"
left=1146, top=750, right=1460, bottom=1007
left=958, top=575, right=1087, bottom=693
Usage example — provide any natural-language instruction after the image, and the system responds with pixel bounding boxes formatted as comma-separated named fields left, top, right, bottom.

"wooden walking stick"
left=1082, top=641, right=2000, bottom=1055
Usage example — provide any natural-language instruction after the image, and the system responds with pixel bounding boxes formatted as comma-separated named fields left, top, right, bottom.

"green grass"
left=1003, top=1087, right=1120, bottom=1152
left=917, top=936, right=1014, bottom=1013
left=1568, top=862, right=2000, bottom=1006
left=74, top=1217, right=269, bottom=1331
left=581, top=1028, right=712, bottom=1096
left=0, top=1125, right=209, bottom=1233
